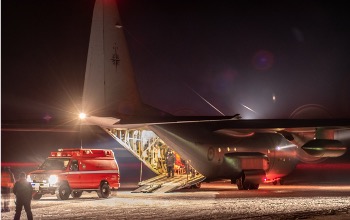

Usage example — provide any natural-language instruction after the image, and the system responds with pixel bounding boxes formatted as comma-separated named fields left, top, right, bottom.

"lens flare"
left=79, top=113, right=87, bottom=119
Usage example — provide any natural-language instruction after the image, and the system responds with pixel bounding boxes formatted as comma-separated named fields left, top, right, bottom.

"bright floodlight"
left=79, top=113, right=87, bottom=120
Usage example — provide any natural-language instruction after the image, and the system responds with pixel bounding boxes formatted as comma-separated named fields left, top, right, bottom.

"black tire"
left=279, top=179, right=285, bottom=185
left=32, top=192, right=42, bottom=200
left=97, top=182, right=110, bottom=198
left=242, top=182, right=250, bottom=190
left=249, top=184, right=259, bottom=190
left=71, top=190, right=83, bottom=199
left=237, top=177, right=259, bottom=190
left=242, top=182, right=260, bottom=190
left=236, top=178, right=244, bottom=190
left=55, top=183, right=71, bottom=200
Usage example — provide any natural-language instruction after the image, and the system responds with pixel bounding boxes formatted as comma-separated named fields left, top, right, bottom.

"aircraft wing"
left=83, top=115, right=350, bottom=132
left=207, top=118, right=350, bottom=139
left=198, top=118, right=350, bottom=131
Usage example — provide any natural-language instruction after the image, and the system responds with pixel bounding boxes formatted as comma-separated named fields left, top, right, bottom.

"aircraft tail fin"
left=82, top=0, right=162, bottom=118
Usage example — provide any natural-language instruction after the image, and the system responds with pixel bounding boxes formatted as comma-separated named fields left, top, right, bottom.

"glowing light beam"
left=241, top=104, right=258, bottom=114
left=185, top=84, right=225, bottom=116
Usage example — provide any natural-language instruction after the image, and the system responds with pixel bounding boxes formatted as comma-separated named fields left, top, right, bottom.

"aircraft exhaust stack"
left=301, top=139, right=347, bottom=157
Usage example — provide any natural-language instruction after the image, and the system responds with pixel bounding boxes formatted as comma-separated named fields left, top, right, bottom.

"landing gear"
left=272, top=178, right=284, bottom=185
left=279, top=178, right=285, bottom=185
left=236, top=177, right=244, bottom=190
left=249, top=183, right=260, bottom=190
left=236, top=176, right=260, bottom=190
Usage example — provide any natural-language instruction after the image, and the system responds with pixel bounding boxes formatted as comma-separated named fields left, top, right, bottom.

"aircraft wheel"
left=273, top=180, right=278, bottom=185
left=242, top=182, right=251, bottom=190
left=55, top=183, right=71, bottom=200
left=237, top=178, right=259, bottom=190
left=71, top=190, right=83, bottom=198
left=236, top=178, right=244, bottom=190
left=249, top=184, right=259, bottom=190
left=32, top=192, right=42, bottom=200
left=97, top=182, right=111, bottom=198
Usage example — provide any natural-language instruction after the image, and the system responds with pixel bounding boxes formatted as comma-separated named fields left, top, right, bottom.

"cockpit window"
left=39, top=158, right=70, bottom=170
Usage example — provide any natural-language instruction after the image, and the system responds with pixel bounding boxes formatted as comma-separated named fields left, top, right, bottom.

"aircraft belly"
left=150, top=124, right=299, bottom=180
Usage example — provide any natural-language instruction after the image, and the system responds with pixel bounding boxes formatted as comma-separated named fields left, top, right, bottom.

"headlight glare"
left=48, top=175, right=58, bottom=185
left=26, top=175, right=33, bottom=182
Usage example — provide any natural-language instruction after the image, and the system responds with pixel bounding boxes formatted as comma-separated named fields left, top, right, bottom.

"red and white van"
left=27, top=148, right=120, bottom=200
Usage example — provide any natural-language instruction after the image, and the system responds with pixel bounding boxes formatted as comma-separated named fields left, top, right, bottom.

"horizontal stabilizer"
left=82, top=116, right=120, bottom=127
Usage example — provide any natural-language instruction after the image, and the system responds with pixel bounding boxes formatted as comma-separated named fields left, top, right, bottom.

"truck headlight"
left=27, top=175, right=33, bottom=182
left=48, top=175, right=58, bottom=185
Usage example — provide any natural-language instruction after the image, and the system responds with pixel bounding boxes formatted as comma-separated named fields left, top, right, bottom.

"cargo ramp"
left=133, top=173, right=206, bottom=193
left=103, top=128, right=206, bottom=193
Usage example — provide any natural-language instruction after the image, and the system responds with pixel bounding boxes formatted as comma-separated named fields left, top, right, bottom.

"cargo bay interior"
left=105, top=128, right=205, bottom=193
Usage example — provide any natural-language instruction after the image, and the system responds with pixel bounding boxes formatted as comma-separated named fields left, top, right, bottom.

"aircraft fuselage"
left=150, top=123, right=299, bottom=183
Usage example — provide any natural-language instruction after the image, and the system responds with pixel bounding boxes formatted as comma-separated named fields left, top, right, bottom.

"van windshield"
left=39, top=158, right=70, bottom=170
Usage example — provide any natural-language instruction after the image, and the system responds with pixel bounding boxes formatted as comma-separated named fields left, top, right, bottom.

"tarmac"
left=1, top=182, right=350, bottom=220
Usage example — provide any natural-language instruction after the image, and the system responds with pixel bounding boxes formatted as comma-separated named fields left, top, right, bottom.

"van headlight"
left=26, top=175, right=33, bottom=182
left=48, top=175, right=58, bottom=185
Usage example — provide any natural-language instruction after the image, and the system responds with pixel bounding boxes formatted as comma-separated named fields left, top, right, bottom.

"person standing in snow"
left=13, top=172, right=33, bottom=220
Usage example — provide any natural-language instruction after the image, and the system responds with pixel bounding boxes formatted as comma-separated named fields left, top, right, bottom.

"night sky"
left=1, top=0, right=350, bottom=179
left=2, top=0, right=350, bottom=122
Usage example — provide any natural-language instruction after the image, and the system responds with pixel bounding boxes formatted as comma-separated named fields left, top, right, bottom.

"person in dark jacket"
left=13, top=172, right=33, bottom=220
left=166, top=150, right=175, bottom=178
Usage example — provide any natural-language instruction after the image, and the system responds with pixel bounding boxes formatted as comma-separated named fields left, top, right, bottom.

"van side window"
left=70, top=160, right=79, bottom=171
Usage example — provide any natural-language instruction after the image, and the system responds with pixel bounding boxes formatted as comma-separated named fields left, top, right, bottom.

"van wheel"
left=55, top=183, right=71, bottom=200
left=32, top=192, right=42, bottom=200
left=97, top=182, right=110, bottom=198
left=71, top=190, right=83, bottom=199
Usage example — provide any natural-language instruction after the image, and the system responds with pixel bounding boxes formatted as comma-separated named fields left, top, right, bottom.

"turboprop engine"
left=301, top=139, right=347, bottom=157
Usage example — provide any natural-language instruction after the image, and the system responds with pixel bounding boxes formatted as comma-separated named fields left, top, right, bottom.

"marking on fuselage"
left=111, top=42, right=120, bottom=65
left=207, top=147, right=215, bottom=161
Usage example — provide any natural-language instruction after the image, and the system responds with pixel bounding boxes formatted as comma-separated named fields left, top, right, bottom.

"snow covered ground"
left=2, top=184, right=350, bottom=220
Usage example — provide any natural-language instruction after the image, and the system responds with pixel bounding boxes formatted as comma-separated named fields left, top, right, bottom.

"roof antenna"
left=184, top=83, right=225, bottom=116
left=80, top=125, right=83, bottom=149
